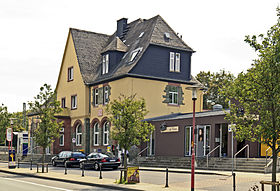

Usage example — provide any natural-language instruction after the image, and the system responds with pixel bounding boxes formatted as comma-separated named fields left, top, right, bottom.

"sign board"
left=6, top=128, right=12, bottom=142
left=107, top=145, right=111, bottom=152
left=72, top=137, right=76, bottom=143
left=127, top=166, right=140, bottom=183
left=98, top=109, right=103, bottom=117
left=161, top=126, right=179, bottom=133
left=8, top=150, right=16, bottom=169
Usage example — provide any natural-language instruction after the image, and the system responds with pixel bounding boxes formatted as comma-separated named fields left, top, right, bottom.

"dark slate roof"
left=70, top=15, right=195, bottom=85
left=101, top=37, right=128, bottom=53
left=145, top=109, right=230, bottom=122
left=70, top=28, right=110, bottom=84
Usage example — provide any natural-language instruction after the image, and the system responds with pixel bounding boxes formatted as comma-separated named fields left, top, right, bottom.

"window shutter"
left=107, top=85, right=111, bottom=102
left=178, top=86, right=184, bottom=105
left=98, top=87, right=104, bottom=105
left=175, top=53, right=180, bottom=72
left=92, top=89, right=95, bottom=106
left=162, top=85, right=171, bottom=103
left=106, top=54, right=109, bottom=73
left=169, top=52, right=174, bottom=71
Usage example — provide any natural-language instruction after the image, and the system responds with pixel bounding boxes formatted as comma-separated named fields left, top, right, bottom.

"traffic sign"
left=6, top=128, right=12, bottom=142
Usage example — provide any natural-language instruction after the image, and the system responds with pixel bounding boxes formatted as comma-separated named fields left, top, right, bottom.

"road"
left=0, top=171, right=110, bottom=191
left=2, top=163, right=276, bottom=190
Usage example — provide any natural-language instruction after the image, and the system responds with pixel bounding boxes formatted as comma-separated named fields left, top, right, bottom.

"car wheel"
left=52, top=160, right=56, bottom=167
left=94, top=163, right=99, bottom=171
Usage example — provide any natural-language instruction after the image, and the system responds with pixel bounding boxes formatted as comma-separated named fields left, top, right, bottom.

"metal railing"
left=206, top=145, right=220, bottom=167
left=265, top=147, right=272, bottom=165
left=138, top=146, right=149, bottom=156
left=234, top=144, right=249, bottom=169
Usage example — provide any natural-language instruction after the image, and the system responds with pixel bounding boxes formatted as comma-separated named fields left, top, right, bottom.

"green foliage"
left=196, top=70, right=235, bottom=110
left=10, top=112, right=26, bottom=132
left=28, top=84, right=63, bottom=153
left=106, top=94, right=154, bottom=151
left=0, top=104, right=11, bottom=144
left=224, top=8, right=280, bottom=187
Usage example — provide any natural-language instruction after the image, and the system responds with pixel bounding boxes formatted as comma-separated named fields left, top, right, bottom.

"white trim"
left=93, top=123, right=99, bottom=146
left=71, top=95, right=77, bottom=109
left=169, top=52, right=174, bottom=71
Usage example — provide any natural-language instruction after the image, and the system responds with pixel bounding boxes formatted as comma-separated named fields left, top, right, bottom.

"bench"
left=260, top=181, right=280, bottom=191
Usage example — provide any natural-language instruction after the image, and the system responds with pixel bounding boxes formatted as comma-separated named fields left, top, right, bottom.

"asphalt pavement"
left=0, top=162, right=277, bottom=191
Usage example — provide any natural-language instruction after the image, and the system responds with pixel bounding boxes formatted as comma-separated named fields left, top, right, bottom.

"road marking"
left=2, top=177, right=73, bottom=191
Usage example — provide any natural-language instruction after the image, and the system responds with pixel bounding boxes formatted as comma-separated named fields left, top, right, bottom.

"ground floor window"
left=76, top=124, right=82, bottom=146
left=103, top=122, right=110, bottom=145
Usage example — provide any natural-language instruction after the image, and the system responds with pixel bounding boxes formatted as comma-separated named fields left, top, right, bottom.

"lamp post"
left=187, top=85, right=201, bottom=191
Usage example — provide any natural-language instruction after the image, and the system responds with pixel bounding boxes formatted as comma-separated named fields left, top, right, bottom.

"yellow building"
left=55, top=15, right=203, bottom=154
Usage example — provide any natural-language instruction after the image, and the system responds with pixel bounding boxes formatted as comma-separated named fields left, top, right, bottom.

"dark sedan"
left=79, top=152, right=121, bottom=170
left=51, top=151, right=86, bottom=167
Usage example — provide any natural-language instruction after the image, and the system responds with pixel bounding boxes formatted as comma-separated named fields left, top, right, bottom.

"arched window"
left=76, top=124, right=82, bottom=146
left=103, top=121, right=110, bottom=146
left=93, top=123, right=99, bottom=146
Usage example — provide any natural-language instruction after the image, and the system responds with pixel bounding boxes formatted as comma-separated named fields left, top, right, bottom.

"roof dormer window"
left=102, top=54, right=109, bottom=74
left=129, top=47, right=143, bottom=63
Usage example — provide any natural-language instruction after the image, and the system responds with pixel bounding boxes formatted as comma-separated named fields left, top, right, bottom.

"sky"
left=0, top=0, right=279, bottom=113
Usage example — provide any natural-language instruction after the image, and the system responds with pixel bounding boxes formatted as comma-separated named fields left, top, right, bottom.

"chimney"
left=117, top=18, right=128, bottom=38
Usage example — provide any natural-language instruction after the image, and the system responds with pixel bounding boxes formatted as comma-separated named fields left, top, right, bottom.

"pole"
left=191, top=98, right=196, bottom=191
left=232, top=131, right=234, bottom=174
left=165, top=167, right=169, bottom=188
left=233, top=172, right=236, bottom=191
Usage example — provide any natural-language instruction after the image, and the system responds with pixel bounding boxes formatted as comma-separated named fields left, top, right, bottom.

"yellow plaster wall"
left=56, top=32, right=89, bottom=126
left=90, top=77, right=203, bottom=121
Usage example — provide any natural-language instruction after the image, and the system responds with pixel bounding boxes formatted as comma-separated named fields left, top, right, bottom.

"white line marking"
left=2, top=177, right=73, bottom=191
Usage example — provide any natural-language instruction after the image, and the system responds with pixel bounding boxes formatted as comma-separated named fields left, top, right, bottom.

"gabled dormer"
left=100, top=36, right=128, bottom=75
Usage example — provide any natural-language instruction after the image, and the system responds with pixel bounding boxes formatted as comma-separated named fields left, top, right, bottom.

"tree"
left=106, top=95, right=154, bottom=182
left=224, top=8, right=280, bottom=191
left=196, top=70, right=235, bottom=110
left=28, top=84, right=63, bottom=171
left=0, top=104, right=11, bottom=144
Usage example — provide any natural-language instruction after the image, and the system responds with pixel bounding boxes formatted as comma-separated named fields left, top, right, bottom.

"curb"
left=0, top=168, right=143, bottom=191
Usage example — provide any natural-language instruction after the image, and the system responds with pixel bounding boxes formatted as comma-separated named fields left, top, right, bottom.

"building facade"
left=52, top=15, right=204, bottom=154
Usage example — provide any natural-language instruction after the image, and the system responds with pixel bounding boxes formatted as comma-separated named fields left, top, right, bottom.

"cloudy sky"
left=0, top=0, right=279, bottom=112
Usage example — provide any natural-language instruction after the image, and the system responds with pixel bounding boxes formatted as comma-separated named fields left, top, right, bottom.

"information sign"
left=127, top=166, right=140, bottom=183
left=6, top=128, right=12, bottom=142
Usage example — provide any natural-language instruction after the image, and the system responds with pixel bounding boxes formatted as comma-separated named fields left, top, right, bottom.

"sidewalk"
left=0, top=163, right=211, bottom=191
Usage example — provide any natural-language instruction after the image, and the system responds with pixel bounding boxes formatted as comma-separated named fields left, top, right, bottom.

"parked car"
left=51, top=151, right=86, bottom=167
left=79, top=152, right=121, bottom=170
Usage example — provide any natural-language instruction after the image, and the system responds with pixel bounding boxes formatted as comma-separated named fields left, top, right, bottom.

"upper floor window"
left=68, top=67, right=74, bottom=81
left=103, top=121, right=110, bottom=146
left=163, top=84, right=184, bottom=105
left=71, top=95, right=77, bottom=109
left=94, top=88, right=98, bottom=106
left=102, top=54, right=109, bottom=74
left=93, top=123, right=99, bottom=146
left=76, top=124, right=82, bottom=146
left=169, top=52, right=180, bottom=72
left=61, top=97, right=66, bottom=108
left=104, top=86, right=109, bottom=104
left=169, top=87, right=178, bottom=105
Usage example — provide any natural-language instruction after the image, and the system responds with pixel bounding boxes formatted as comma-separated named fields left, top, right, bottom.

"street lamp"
left=186, top=84, right=202, bottom=191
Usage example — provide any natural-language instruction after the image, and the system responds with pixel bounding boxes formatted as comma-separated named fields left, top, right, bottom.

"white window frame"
left=94, top=88, right=98, bottom=106
left=71, top=95, right=77, bottom=109
left=103, top=122, right=110, bottom=146
left=169, top=88, right=178, bottom=105
left=104, top=86, right=109, bottom=104
left=169, top=52, right=175, bottom=72
left=175, top=53, right=180, bottom=72
left=102, top=54, right=109, bottom=74
left=59, top=134, right=64, bottom=146
left=76, top=124, right=82, bottom=146
left=68, top=67, right=74, bottom=81
left=93, top=123, right=99, bottom=146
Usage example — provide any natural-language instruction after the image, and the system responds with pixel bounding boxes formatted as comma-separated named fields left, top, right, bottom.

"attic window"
left=164, top=32, right=170, bottom=39
left=129, top=47, right=143, bottom=62
left=139, top=32, right=144, bottom=38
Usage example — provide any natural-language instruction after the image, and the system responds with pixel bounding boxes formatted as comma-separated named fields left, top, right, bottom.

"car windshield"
left=72, top=152, right=85, bottom=158
left=98, top=153, right=109, bottom=158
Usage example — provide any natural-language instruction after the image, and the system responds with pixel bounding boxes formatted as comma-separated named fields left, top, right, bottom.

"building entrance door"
left=185, top=125, right=210, bottom=157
